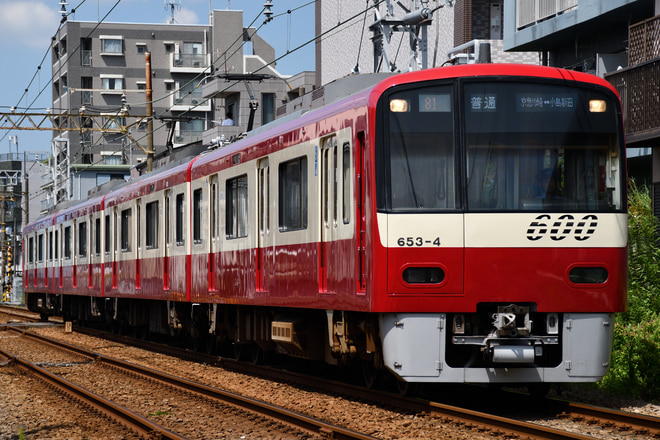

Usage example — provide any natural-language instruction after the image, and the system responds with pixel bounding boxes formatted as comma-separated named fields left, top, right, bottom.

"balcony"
left=173, top=129, right=204, bottom=147
left=516, top=0, right=577, bottom=30
left=605, top=15, right=660, bottom=147
left=170, top=92, right=211, bottom=112
left=170, top=53, right=210, bottom=73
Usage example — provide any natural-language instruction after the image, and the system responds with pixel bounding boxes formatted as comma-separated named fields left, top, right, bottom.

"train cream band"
left=465, top=213, right=628, bottom=248
left=379, top=213, right=627, bottom=248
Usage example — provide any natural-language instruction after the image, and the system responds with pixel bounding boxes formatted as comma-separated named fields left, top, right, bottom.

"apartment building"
left=50, top=9, right=312, bottom=203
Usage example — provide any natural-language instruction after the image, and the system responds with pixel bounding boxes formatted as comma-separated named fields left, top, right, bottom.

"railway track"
left=0, top=305, right=42, bottom=323
left=0, top=326, right=376, bottom=440
left=61, top=325, right=660, bottom=439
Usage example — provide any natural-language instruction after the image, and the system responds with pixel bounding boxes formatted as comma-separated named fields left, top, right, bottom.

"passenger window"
left=64, top=226, right=72, bottom=259
left=279, top=157, right=308, bottom=231
left=226, top=175, right=248, bottom=239
left=175, top=193, right=185, bottom=245
left=28, top=237, right=34, bottom=263
left=193, top=188, right=203, bottom=243
left=146, top=201, right=159, bottom=249
left=121, top=209, right=132, bottom=252
left=38, top=234, right=44, bottom=262
left=104, top=215, right=110, bottom=254
left=343, top=142, right=351, bottom=224
left=78, top=221, right=87, bottom=257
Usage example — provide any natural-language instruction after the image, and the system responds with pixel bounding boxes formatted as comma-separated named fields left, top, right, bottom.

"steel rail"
left=11, top=327, right=377, bottom=440
left=0, top=346, right=186, bottom=440
left=74, top=326, right=660, bottom=440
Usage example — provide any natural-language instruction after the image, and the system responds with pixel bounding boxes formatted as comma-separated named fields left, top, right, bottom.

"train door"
left=257, top=158, right=270, bottom=292
left=209, top=176, right=219, bottom=292
left=164, top=190, right=171, bottom=291
left=356, top=132, right=366, bottom=293
left=319, top=135, right=338, bottom=292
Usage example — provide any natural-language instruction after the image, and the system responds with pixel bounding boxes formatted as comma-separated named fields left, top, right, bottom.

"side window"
left=226, top=175, right=248, bottom=239
left=104, top=215, right=110, bottom=254
left=78, top=221, right=87, bottom=257
left=146, top=201, right=159, bottom=249
left=48, top=231, right=53, bottom=260
left=193, top=188, right=202, bottom=243
left=165, top=191, right=171, bottom=245
left=64, top=226, right=72, bottom=259
left=343, top=142, right=351, bottom=224
left=38, top=234, right=44, bottom=262
left=211, top=179, right=218, bottom=239
left=95, top=218, right=101, bottom=256
left=28, top=237, right=34, bottom=263
left=121, top=208, right=132, bottom=252
left=54, top=230, right=59, bottom=259
left=279, top=157, right=308, bottom=231
left=175, top=193, right=185, bottom=245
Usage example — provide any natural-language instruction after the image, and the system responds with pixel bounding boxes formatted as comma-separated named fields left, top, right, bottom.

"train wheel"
left=396, top=379, right=418, bottom=397
left=232, top=342, right=243, bottom=361
left=250, top=344, right=264, bottom=365
left=362, top=361, right=380, bottom=389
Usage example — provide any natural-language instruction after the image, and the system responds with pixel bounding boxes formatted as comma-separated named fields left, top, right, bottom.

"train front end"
left=372, top=66, right=627, bottom=384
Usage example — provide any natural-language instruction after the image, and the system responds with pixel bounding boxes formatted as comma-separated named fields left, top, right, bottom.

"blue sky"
left=0, top=0, right=316, bottom=153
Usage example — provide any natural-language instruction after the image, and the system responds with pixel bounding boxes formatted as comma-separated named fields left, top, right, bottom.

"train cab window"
left=121, top=208, right=132, bottom=252
left=64, top=226, right=72, bottom=259
left=28, top=237, right=34, bottom=263
left=175, top=193, right=184, bottom=246
left=464, top=81, right=624, bottom=212
left=104, top=215, right=111, bottom=254
left=193, top=189, right=203, bottom=243
left=342, top=142, right=351, bottom=224
left=78, top=221, right=87, bottom=257
left=146, top=201, right=159, bottom=249
left=279, top=157, right=308, bottom=231
left=226, top=175, right=248, bottom=239
left=378, top=84, right=456, bottom=211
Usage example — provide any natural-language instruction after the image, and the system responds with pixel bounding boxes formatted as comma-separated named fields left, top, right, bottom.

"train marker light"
left=589, top=99, right=607, bottom=112
left=390, top=98, right=409, bottom=112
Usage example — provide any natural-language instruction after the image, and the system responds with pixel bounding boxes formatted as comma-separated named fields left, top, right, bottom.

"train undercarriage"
left=26, top=292, right=613, bottom=392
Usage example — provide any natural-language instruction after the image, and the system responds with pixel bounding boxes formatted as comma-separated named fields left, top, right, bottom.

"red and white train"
left=24, top=63, right=627, bottom=388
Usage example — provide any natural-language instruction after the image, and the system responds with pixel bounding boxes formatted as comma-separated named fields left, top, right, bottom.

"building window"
left=262, top=93, right=275, bottom=125
left=146, top=201, right=158, bottom=249
left=136, top=43, right=147, bottom=54
left=279, top=157, right=307, bottom=231
left=101, top=76, right=124, bottom=91
left=121, top=208, right=131, bottom=252
left=226, top=175, right=248, bottom=239
left=100, top=36, right=123, bottom=54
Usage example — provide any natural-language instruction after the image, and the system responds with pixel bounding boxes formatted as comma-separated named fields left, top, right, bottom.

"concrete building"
left=315, top=0, right=539, bottom=88
left=50, top=9, right=313, bottom=204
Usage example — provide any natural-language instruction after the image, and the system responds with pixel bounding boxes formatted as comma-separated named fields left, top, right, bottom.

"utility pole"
left=145, top=52, right=155, bottom=173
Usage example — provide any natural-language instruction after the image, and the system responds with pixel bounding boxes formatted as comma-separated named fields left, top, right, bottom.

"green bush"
left=599, top=181, right=660, bottom=400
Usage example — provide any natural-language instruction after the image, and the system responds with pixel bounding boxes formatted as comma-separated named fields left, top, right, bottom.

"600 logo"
left=526, top=214, right=598, bottom=241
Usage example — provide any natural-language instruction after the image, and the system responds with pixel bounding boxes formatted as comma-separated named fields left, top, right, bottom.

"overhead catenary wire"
left=22, top=0, right=386, bottom=206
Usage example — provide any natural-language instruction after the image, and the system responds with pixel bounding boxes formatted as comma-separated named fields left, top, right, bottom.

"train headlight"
left=390, top=98, right=409, bottom=112
left=589, top=99, right=607, bottom=113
